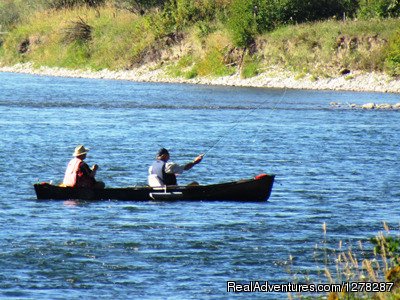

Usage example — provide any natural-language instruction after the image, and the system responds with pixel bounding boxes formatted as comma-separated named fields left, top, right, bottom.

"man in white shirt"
left=148, top=148, right=203, bottom=186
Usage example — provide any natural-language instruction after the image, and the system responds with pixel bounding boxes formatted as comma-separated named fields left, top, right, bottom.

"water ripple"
left=1, top=72, right=400, bottom=299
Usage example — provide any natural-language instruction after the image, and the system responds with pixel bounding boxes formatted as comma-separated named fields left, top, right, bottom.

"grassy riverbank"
left=1, top=4, right=400, bottom=91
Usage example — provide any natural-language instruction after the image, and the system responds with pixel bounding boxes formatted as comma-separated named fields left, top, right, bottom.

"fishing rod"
left=31, top=155, right=59, bottom=170
left=32, top=156, right=63, bottom=184
left=203, top=87, right=288, bottom=156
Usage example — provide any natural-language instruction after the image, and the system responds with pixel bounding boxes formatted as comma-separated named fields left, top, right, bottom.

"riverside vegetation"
left=1, top=0, right=400, bottom=84
left=288, top=223, right=400, bottom=300
left=2, top=1, right=400, bottom=298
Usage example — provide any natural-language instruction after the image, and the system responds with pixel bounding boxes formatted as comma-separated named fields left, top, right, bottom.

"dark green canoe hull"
left=34, top=174, right=275, bottom=202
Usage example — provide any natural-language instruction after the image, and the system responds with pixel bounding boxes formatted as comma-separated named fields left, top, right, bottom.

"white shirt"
left=148, top=161, right=185, bottom=175
left=164, top=162, right=185, bottom=174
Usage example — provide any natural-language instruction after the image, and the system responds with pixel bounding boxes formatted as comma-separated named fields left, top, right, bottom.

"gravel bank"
left=1, top=62, right=400, bottom=93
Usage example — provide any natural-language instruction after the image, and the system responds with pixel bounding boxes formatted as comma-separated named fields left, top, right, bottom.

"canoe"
left=33, top=174, right=275, bottom=202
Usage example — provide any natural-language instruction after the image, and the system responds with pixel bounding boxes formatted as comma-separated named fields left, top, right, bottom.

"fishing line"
left=32, top=156, right=63, bottom=184
left=203, top=87, right=288, bottom=156
left=251, top=87, right=288, bottom=143
left=30, top=154, right=58, bottom=170
left=32, top=147, right=75, bottom=182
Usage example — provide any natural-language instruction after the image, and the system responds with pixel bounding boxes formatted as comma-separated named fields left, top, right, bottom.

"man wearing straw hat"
left=63, top=145, right=105, bottom=189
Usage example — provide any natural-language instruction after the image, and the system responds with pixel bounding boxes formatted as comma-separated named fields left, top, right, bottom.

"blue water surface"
left=0, top=72, right=400, bottom=299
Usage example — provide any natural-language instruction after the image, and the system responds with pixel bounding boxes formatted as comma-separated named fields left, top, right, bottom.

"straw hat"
left=73, top=145, right=89, bottom=157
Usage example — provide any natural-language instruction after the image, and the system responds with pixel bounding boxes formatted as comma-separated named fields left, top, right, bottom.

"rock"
left=1, top=62, right=400, bottom=94
left=376, top=103, right=392, bottom=110
left=393, top=103, right=400, bottom=110
left=361, top=103, right=376, bottom=109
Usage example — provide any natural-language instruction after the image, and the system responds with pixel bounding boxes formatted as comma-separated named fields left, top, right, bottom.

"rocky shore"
left=330, top=101, right=400, bottom=110
left=1, top=62, right=400, bottom=94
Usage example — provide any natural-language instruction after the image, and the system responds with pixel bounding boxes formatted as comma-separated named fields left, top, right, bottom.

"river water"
left=0, top=72, right=399, bottom=299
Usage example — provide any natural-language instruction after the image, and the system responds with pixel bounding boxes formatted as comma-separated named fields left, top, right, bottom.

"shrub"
left=371, top=235, right=400, bottom=265
left=184, top=67, right=197, bottom=79
left=0, top=0, right=55, bottom=30
left=195, top=21, right=215, bottom=39
left=0, top=1, right=20, bottom=30
left=240, top=53, right=261, bottom=78
left=358, top=0, right=400, bottom=19
left=166, top=54, right=194, bottom=77
left=227, top=0, right=358, bottom=48
left=385, top=31, right=400, bottom=76
left=227, top=0, right=256, bottom=47
left=142, top=11, right=173, bottom=40
left=271, top=0, right=359, bottom=24
left=195, top=48, right=234, bottom=76
left=62, top=18, right=92, bottom=44
left=164, top=0, right=219, bottom=30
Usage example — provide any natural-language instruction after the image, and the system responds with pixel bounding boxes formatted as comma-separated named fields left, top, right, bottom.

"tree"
left=228, top=0, right=257, bottom=47
left=358, top=0, right=400, bottom=19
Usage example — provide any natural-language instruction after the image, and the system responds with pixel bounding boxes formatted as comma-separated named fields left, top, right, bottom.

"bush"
left=227, top=0, right=360, bottom=48
left=166, top=54, right=194, bottom=77
left=164, top=0, right=219, bottom=30
left=271, top=0, right=359, bottom=24
left=241, top=53, right=261, bottom=78
left=0, top=0, right=57, bottom=31
left=227, top=0, right=256, bottom=47
left=63, top=18, right=92, bottom=44
left=358, top=0, right=400, bottom=19
left=371, top=234, right=400, bottom=265
left=0, top=1, right=20, bottom=30
left=195, top=48, right=234, bottom=76
left=195, top=21, right=215, bottom=38
left=385, top=31, right=400, bottom=76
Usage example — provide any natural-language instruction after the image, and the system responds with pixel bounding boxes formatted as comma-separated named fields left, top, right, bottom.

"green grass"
left=166, top=54, right=196, bottom=78
left=1, top=7, right=159, bottom=70
left=0, top=43, right=4, bottom=62
left=195, top=48, right=235, bottom=77
left=1, top=6, right=400, bottom=78
left=241, top=53, right=261, bottom=78
left=261, top=19, right=400, bottom=76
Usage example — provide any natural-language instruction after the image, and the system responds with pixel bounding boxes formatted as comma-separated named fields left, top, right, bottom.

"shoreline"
left=1, top=62, right=400, bottom=93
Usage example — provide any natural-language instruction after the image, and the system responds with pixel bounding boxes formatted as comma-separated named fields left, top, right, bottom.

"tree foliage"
left=227, top=0, right=257, bottom=47
left=163, top=0, right=221, bottom=30
left=0, top=0, right=392, bottom=32
left=358, top=0, right=400, bottom=19
left=226, top=0, right=361, bottom=47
